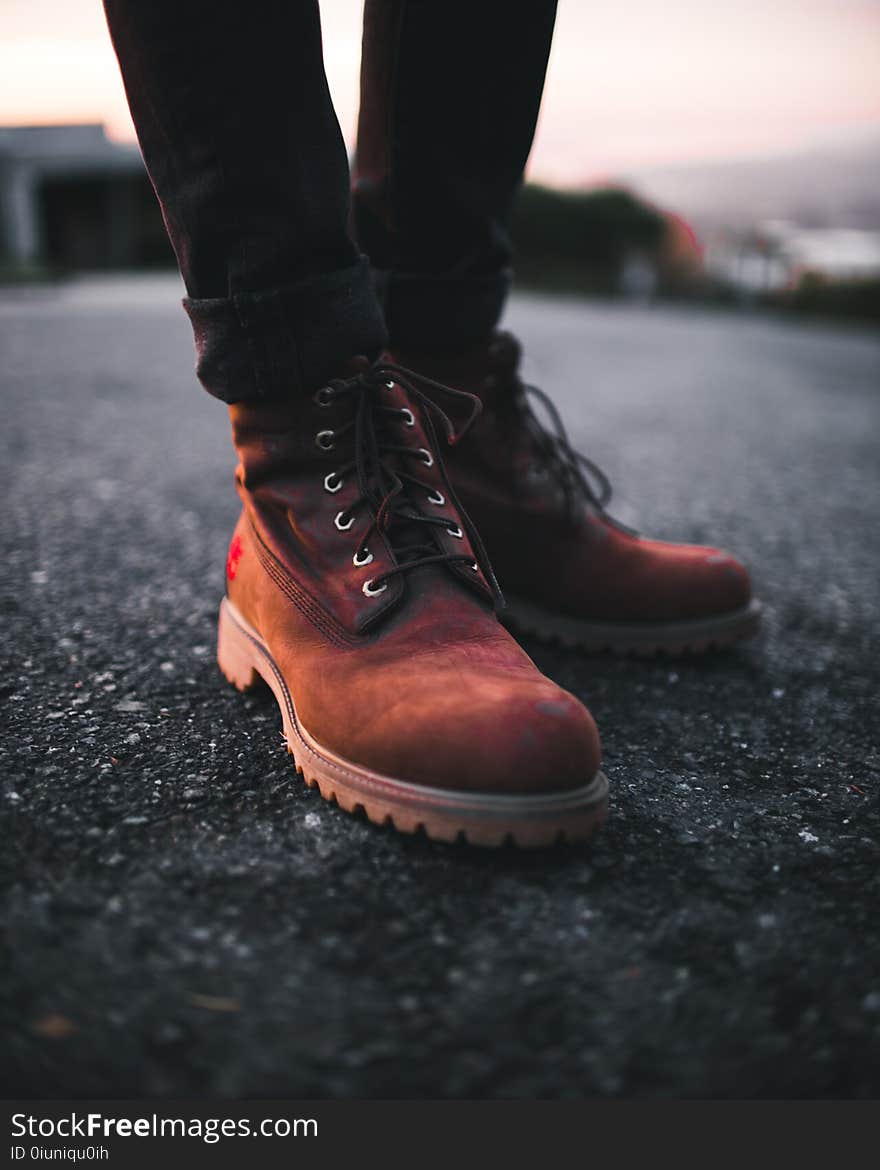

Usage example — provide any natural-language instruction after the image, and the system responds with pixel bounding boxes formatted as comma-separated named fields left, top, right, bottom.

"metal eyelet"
left=314, top=386, right=334, bottom=407
left=384, top=380, right=394, bottom=390
left=400, top=408, right=415, bottom=427
left=353, top=548, right=374, bottom=567
left=334, top=510, right=354, bottom=531
left=470, top=562, right=479, bottom=572
left=427, top=489, right=445, bottom=506
left=315, top=430, right=335, bottom=451
left=417, top=448, right=433, bottom=467
left=363, top=578, right=388, bottom=597
left=447, top=525, right=463, bottom=539
left=324, top=472, right=343, bottom=493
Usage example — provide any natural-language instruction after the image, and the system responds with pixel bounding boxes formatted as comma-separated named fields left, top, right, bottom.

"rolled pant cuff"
left=182, top=257, right=388, bottom=402
left=377, top=269, right=511, bottom=354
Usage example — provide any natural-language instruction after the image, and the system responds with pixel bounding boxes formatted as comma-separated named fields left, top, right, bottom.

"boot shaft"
left=227, top=357, right=499, bottom=636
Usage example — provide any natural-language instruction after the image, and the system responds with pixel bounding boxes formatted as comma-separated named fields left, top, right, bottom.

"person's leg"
left=103, top=0, right=387, bottom=400
left=352, top=0, right=557, bottom=353
left=102, top=0, right=606, bottom=844
left=355, top=0, right=759, bottom=653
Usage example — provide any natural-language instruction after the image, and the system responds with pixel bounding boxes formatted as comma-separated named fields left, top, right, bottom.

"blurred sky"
left=2, top=0, right=879, bottom=183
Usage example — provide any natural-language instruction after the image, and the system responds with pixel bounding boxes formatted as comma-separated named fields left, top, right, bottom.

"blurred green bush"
left=510, top=183, right=672, bottom=294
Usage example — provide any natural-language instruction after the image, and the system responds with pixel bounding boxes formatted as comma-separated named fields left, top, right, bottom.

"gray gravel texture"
left=1, top=277, right=878, bottom=1098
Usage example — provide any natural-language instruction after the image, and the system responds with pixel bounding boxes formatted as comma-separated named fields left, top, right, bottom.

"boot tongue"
left=334, top=354, right=372, bottom=381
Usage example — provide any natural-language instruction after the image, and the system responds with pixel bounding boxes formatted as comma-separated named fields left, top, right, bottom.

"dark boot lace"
left=518, top=380, right=613, bottom=520
left=516, top=379, right=640, bottom=534
left=316, top=362, right=504, bottom=606
left=478, top=332, right=630, bottom=527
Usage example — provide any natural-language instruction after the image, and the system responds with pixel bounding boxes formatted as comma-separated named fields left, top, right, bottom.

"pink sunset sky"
left=2, top=0, right=880, bottom=182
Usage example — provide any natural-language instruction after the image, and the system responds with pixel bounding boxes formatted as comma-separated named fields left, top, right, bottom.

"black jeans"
left=103, top=0, right=558, bottom=402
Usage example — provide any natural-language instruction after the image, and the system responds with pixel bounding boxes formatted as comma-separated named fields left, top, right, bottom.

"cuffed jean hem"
left=182, top=257, right=388, bottom=403
left=375, top=268, right=511, bottom=353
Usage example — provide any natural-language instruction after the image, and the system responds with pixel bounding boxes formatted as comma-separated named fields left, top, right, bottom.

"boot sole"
left=503, top=597, right=762, bottom=656
left=216, top=598, right=608, bottom=848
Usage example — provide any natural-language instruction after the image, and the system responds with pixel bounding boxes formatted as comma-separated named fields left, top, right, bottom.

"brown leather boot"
left=391, top=333, right=761, bottom=655
left=216, top=358, right=606, bottom=846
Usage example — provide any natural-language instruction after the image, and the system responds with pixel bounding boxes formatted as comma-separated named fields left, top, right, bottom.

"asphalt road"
left=2, top=276, right=878, bottom=1098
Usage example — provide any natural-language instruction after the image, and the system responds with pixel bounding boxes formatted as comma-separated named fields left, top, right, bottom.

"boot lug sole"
left=216, top=598, right=608, bottom=848
left=502, top=597, right=762, bottom=657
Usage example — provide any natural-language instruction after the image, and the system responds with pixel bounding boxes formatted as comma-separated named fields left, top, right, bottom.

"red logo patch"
left=226, top=534, right=244, bottom=580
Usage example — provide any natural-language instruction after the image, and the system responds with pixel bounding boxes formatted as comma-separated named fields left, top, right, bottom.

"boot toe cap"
left=693, top=546, right=753, bottom=616
left=625, top=538, right=753, bottom=622
left=333, top=675, right=601, bottom=798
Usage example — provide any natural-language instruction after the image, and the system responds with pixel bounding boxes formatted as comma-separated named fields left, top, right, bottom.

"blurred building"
left=705, top=220, right=880, bottom=294
left=0, top=123, right=171, bottom=271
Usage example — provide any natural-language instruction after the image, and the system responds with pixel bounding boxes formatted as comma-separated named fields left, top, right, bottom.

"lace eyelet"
left=315, top=429, right=336, bottom=451
left=363, top=578, right=388, bottom=597
left=447, top=525, right=463, bottom=539
left=427, top=489, right=445, bottom=506
left=353, top=548, right=374, bottom=567
left=400, top=408, right=415, bottom=427
left=314, top=386, right=334, bottom=407
left=417, top=447, right=434, bottom=467
left=470, top=562, right=479, bottom=572
left=334, top=510, right=355, bottom=531
left=384, top=380, right=394, bottom=390
left=324, top=472, right=343, bottom=493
